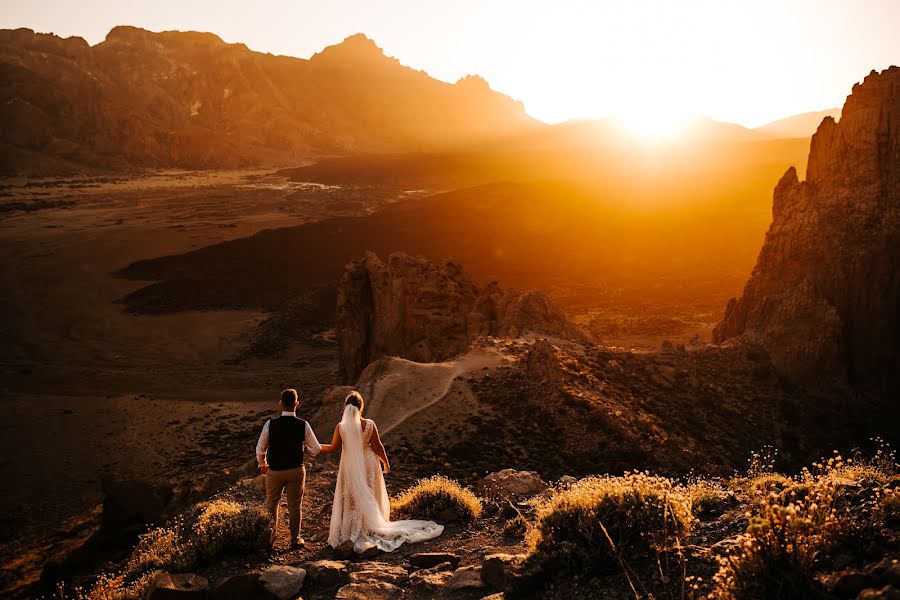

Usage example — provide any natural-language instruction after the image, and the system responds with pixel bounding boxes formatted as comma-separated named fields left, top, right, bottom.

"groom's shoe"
left=290, top=538, right=305, bottom=550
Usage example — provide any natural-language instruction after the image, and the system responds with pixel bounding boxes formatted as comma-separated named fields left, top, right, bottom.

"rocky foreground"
left=64, top=451, right=900, bottom=600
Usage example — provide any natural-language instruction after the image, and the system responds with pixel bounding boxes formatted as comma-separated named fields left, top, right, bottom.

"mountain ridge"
left=0, top=26, right=539, bottom=175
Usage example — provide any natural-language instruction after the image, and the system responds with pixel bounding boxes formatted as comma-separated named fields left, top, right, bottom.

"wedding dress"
left=327, top=404, right=443, bottom=553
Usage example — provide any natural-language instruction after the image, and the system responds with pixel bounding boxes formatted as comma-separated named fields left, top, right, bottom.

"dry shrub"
left=391, top=476, right=482, bottom=522
left=687, top=479, right=734, bottom=516
left=713, top=444, right=898, bottom=600
left=879, top=488, right=900, bottom=527
left=712, top=494, right=824, bottom=600
left=84, top=500, right=268, bottom=600
left=192, top=500, right=270, bottom=560
left=503, top=513, right=529, bottom=539
left=526, top=473, right=692, bottom=573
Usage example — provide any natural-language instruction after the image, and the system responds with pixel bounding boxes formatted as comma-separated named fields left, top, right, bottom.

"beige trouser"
left=265, top=466, right=305, bottom=543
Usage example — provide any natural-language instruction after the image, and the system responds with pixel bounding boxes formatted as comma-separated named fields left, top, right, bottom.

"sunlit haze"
left=3, top=0, right=899, bottom=135
left=2, top=0, right=899, bottom=133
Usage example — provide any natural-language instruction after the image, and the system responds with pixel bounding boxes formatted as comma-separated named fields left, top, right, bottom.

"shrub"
left=503, top=513, right=528, bottom=539
left=746, top=473, right=793, bottom=497
left=526, top=473, right=692, bottom=573
left=713, top=445, right=899, bottom=599
left=712, top=494, right=823, bottom=600
left=687, top=479, right=733, bottom=516
left=391, top=476, right=482, bottom=522
left=84, top=500, right=269, bottom=600
left=193, top=500, right=270, bottom=560
left=879, top=488, right=900, bottom=527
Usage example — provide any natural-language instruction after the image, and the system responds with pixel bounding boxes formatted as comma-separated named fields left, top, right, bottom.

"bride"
left=319, top=391, right=443, bottom=553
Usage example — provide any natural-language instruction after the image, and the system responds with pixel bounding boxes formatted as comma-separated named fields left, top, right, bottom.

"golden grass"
left=82, top=500, right=269, bottom=600
left=526, top=473, right=692, bottom=573
left=713, top=444, right=898, bottom=599
left=391, top=475, right=482, bottom=522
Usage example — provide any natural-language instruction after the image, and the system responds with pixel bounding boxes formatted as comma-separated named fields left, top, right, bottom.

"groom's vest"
left=267, top=416, right=308, bottom=471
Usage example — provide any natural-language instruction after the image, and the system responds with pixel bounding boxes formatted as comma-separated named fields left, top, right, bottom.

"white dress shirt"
left=256, top=411, right=322, bottom=468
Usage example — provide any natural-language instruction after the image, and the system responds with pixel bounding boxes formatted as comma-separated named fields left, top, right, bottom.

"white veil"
left=328, top=403, right=443, bottom=552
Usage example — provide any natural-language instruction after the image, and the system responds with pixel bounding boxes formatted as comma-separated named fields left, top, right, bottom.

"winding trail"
left=363, top=346, right=511, bottom=435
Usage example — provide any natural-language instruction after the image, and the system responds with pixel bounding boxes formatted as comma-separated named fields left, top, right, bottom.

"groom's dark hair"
left=281, top=388, right=298, bottom=408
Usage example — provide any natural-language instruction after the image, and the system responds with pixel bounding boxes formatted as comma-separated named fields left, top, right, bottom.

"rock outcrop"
left=336, top=252, right=588, bottom=382
left=714, top=66, right=899, bottom=396
left=0, top=27, right=537, bottom=175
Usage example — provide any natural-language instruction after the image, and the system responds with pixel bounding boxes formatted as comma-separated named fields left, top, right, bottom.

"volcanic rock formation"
left=336, top=252, right=588, bottom=382
left=0, top=27, right=537, bottom=174
left=714, top=67, right=899, bottom=397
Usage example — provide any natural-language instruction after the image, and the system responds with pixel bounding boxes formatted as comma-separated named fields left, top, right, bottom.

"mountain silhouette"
left=0, top=27, right=539, bottom=174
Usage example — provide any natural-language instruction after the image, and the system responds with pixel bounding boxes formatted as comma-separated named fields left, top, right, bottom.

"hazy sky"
left=2, top=0, right=898, bottom=126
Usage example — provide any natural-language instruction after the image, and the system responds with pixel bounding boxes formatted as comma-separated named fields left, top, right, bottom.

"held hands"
left=259, top=465, right=269, bottom=475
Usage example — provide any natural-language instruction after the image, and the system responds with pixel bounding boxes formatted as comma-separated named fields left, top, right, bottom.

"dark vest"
left=267, top=415, right=308, bottom=471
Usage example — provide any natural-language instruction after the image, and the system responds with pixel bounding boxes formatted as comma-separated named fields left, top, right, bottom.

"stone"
left=146, top=573, right=209, bottom=600
left=336, top=252, right=589, bottom=382
left=409, top=563, right=454, bottom=591
left=481, top=553, right=526, bottom=591
left=332, top=540, right=355, bottom=560
left=258, top=566, right=306, bottom=600
left=335, top=582, right=403, bottom=600
left=558, top=475, right=577, bottom=486
left=447, top=566, right=486, bottom=590
left=713, top=66, right=900, bottom=399
left=348, top=562, right=408, bottom=586
left=410, top=552, right=461, bottom=570
left=210, top=574, right=279, bottom=600
left=477, top=469, right=548, bottom=500
left=825, top=568, right=876, bottom=598
left=858, top=586, right=900, bottom=600
left=301, top=560, right=348, bottom=587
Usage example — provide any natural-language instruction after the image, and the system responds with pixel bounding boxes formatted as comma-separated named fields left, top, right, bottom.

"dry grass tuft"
left=391, top=475, right=482, bottom=522
left=713, top=442, right=898, bottom=599
left=81, top=500, right=269, bottom=600
left=526, top=472, right=692, bottom=573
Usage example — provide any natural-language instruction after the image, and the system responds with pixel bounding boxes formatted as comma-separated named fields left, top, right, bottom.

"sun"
left=611, top=108, right=693, bottom=143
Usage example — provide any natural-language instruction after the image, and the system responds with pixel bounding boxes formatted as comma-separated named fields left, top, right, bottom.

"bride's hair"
left=344, top=390, right=364, bottom=414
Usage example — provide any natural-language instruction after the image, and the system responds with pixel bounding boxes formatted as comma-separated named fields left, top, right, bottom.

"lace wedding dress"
left=327, top=405, right=443, bottom=553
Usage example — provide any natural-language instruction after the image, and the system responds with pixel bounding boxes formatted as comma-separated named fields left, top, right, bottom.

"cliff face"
left=714, top=67, right=899, bottom=396
left=336, top=252, right=588, bottom=382
left=0, top=27, right=538, bottom=174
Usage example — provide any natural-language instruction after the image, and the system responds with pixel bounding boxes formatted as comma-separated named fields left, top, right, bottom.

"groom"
left=255, top=388, right=322, bottom=549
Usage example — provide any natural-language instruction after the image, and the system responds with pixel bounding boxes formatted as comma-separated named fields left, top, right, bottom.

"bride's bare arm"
left=319, top=425, right=342, bottom=454
left=369, top=423, right=390, bottom=473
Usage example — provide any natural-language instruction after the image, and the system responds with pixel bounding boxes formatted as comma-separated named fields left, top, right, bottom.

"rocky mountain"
left=0, top=27, right=538, bottom=174
left=336, top=252, right=588, bottom=382
left=755, top=108, right=842, bottom=138
left=714, top=67, right=899, bottom=398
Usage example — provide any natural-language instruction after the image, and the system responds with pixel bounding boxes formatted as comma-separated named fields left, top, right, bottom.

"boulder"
left=410, top=552, right=461, bottom=570
left=146, top=573, right=209, bottom=600
left=258, top=566, right=306, bottom=600
left=301, top=560, right=348, bottom=587
left=210, top=574, right=279, bottom=600
left=857, top=586, right=900, bottom=600
left=332, top=540, right=355, bottom=560
left=335, top=582, right=403, bottom=600
left=347, top=562, right=408, bottom=586
left=447, top=566, right=486, bottom=591
left=481, top=553, right=526, bottom=591
left=409, top=563, right=454, bottom=591
left=477, top=469, right=548, bottom=500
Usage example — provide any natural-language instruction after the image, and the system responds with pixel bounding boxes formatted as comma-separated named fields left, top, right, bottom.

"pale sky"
left=2, top=0, right=898, bottom=127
